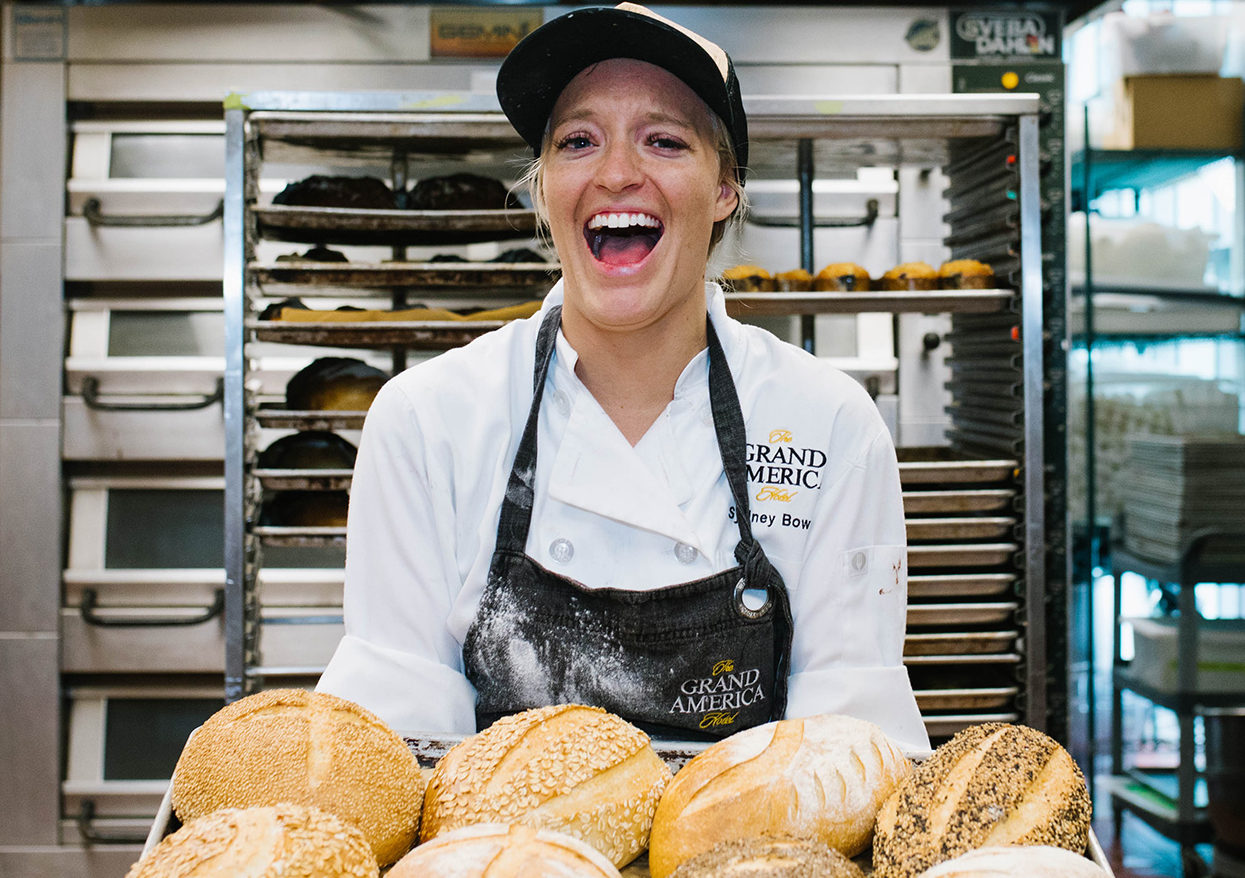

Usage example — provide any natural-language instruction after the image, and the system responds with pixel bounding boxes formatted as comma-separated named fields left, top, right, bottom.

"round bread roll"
left=722, top=265, right=776, bottom=292
left=126, top=803, right=378, bottom=878
left=813, top=263, right=871, bottom=292
left=669, top=836, right=866, bottom=878
left=775, top=269, right=813, bottom=292
left=648, top=714, right=912, bottom=878
left=285, top=357, right=387, bottom=412
left=421, top=704, right=671, bottom=869
left=171, top=688, right=424, bottom=866
left=937, top=259, right=994, bottom=290
left=880, top=262, right=936, bottom=291
left=388, top=822, right=622, bottom=878
left=914, top=844, right=1109, bottom=877
left=872, top=723, right=1092, bottom=878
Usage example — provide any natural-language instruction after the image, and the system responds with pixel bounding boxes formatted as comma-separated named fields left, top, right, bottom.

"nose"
left=594, top=139, right=643, bottom=192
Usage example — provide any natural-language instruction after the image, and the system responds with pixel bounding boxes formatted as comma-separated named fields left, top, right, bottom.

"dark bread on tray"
left=285, top=357, right=388, bottom=412
left=405, top=173, right=522, bottom=211
left=257, top=431, right=357, bottom=469
left=273, top=175, right=398, bottom=210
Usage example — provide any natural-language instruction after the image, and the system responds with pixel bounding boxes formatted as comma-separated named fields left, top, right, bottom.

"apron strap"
left=494, top=305, right=562, bottom=555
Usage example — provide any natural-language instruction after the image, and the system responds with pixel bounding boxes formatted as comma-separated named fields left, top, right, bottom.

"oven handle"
left=81, top=376, right=224, bottom=411
left=76, top=800, right=152, bottom=845
left=79, top=588, right=225, bottom=628
left=82, top=196, right=225, bottom=227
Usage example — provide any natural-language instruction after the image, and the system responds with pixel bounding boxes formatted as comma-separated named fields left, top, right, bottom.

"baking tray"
left=896, top=448, right=1018, bottom=486
left=907, top=543, right=1017, bottom=569
left=251, top=260, right=558, bottom=293
left=255, top=409, right=368, bottom=430
left=903, top=631, right=1018, bottom=656
left=901, top=489, right=1014, bottom=514
left=903, top=652, right=1022, bottom=667
left=906, top=602, right=1018, bottom=627
left=914, top=687, right=1018, bottom=711
left=254, top=205, right=539, bottom=246
left=138, top=732, right=1114, bottom=878
left=252, top=526, right=346, bottom=547
left=254, top=469, right=354, bottom=491
left=251, top=318, right=505, bottom=349
left=723, top=289, right=1013, bottom=316
left=907, top=573, right=1014, bottom=599
left=905, top=516, right=1015, bottom=541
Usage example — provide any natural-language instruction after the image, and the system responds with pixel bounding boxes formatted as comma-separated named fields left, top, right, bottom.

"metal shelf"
left=1071, top=148, right=1238, bottom=207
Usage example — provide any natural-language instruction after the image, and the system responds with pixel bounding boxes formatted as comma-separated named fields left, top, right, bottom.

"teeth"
left=587, top=212, right=660, bottom=231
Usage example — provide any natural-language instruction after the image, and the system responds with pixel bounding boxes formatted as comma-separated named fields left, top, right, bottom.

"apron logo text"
left=670, top=664, right=765, bottom=719
left=700, top=711, right=740, bottom=730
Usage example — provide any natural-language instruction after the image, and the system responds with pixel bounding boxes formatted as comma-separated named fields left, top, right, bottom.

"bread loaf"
left=871, top=723, right=1092, bottom=878
left=126, top=803, right=378, bottom=878
left=421, top=704, right=671, bottom=868
left=388, top=822, right=622, bottom=878
left=669, top=836, right=866, bottom=878
left=171, top=688, right=424, bottom=866
left=647, top=714, right=912, bottom=878
left=914, top=844, right=1109, bottom=877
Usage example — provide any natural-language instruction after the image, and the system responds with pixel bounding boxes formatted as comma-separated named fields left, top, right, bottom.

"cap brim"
left=497, top=6, right=747, bottom=180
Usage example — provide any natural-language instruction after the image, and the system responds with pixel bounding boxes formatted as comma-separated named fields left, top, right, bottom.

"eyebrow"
left=551, top=108, right=700, bottom=132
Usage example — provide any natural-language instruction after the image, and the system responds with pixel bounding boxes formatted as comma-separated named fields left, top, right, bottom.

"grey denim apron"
left=462, top=305, right=793, bottom=739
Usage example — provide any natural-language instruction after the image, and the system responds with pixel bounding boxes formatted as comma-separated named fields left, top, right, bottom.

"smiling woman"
left=315, top=2, right=929, bottom=754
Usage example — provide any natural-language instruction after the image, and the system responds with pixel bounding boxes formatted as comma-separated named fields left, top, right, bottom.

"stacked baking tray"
left=898, top=447, right=1021, bottom=741
left=1120, top=434, right=1245, bottom=565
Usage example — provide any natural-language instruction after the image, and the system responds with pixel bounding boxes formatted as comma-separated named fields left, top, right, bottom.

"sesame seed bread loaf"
left=647, top=714, right=913, bottom=878
left=125, top=803, right=378, bottom=878
left=420, top=704, right=672, bottom=869
left=872, top=723, right=1092, bottom=878
left=668, top=836, right=867, bottom=878
left=170, top=688, right=424, bottom=866
left=388, top=822, right=623, bottom=878
left=914, top=844, right=1110, bottom=877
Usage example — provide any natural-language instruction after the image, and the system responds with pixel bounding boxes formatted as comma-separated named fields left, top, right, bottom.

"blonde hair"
left=514, top=112, right=748, bottom=259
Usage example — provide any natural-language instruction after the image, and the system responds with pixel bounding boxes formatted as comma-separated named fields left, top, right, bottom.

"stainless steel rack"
left=224, top=90, right=1050, bottom=740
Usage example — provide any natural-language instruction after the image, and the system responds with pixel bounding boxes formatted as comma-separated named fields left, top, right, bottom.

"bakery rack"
left=223, top=91, right=1057, bottom=742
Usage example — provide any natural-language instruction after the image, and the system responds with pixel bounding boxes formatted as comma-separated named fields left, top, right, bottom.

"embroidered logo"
left=669, top=659, right=765, bottom=729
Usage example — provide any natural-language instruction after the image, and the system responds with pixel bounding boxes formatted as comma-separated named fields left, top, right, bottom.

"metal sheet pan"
left=724, top=290, right=1012, bottom=316
left=896, top=447, right=1017, bottom=485
left=255, top=409, right=367, bottom=430
left=254, top=469, right=353, bottom=491
left=908, top=543, right=1017, bottom=569
left=902, top=489, right=1014, bottom=514
left=915, top=687, right=1018, bottom=711
left=903, top=652, right=1022, bottom=666
left=251, top=260, right=558, bottom=293
left=904, top=631, right=1018, bottom=656
left=907, top=602, right=1018, bottom=627
left=253, top=526, right=346, bottom=547
left=908, top=573, right=1014, bottom=599
left=254, top=205, right=538, bottom=246
left=251, top=319, right=504, bottom=349
left=906, top=516, right=1015, bottom=541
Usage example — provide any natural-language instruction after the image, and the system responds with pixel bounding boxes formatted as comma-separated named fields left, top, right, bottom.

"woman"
left=317, top=3, right=929, bottom=752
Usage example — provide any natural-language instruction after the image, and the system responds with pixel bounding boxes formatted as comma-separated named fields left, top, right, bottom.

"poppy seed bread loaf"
left=420, top=704, right=671, bottom=869
left=170, top=688, right=424, bottom=866
left=872, top=723, right=1092, bottom=878
left=126, top=803, right=378, bottom=878
left=669, top=836, right=867, bottom=878
left=648, top=714, right=912, bottom=878
left=388, top=823, right=622, bottom=878
left=914, top=844, right=1109, bottom=877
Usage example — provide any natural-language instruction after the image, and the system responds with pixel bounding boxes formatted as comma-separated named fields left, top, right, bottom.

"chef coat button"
left=552, top=390, right=571, bottom=416
left=851, top=551, right=867, bottom=572
left=674, top=542, right=698, bottom=564
left=549, top=538, right=574, bottom=564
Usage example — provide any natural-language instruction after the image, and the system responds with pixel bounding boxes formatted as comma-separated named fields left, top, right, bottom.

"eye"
left=648, top=133, right=689, bottom=151
left=554, top=132, right=594, bottom=151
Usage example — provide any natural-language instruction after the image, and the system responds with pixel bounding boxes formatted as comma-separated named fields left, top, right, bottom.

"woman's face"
left=542, top=58, right=738, bottom=336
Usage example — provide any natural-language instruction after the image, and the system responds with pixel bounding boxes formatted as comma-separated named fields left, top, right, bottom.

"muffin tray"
left=724, top=289, right=1012, bottom=316
left=254, top=205, right=539, bottom=246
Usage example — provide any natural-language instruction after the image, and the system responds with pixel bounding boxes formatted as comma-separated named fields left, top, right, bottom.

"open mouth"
left=583, top=212, right=664, bottom=267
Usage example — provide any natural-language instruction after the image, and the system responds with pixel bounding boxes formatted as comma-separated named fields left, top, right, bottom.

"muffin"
left=938, top=259, right=995, bottom=289
left=775, top=269, right=813, bottom=292
left=814, top=263, right=871, bottom=291
left=880, top=262, right=937, bottom=291
left=722, top=265, right=775, bottom=292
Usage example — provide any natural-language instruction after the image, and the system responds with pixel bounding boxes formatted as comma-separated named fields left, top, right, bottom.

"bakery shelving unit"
left=223, top=91, right=1058, bottom=740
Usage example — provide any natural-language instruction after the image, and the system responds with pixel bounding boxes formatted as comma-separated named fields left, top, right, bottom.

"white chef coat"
left=316, top=280, right=931, bottom=754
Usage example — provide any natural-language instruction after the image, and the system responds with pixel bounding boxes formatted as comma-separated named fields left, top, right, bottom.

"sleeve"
left=316, top=379, right=477, bottom=736
left=784, top=417, right=931, bottom=756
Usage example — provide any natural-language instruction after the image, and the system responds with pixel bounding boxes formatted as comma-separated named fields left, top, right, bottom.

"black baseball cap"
left=496, top=2, right=749, bottom=184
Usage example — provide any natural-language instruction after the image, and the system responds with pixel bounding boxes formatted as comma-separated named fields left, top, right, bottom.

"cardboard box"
left=1105, top=74, right=1244, bottom=150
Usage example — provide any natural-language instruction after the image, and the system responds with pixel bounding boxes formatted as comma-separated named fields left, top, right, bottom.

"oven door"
left=61, top=681, right=226, bottom=844
left=63, top=475, right=346, bottom=674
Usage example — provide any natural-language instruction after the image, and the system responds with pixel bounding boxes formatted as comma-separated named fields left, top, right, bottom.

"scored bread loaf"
left=125, top=803, right=378, bottom=878
left=914, top=844, right=1109, bottom=877
left=171, top=688, right=424, bottom=866
left=669, top=836, right=866, bottom=878
left=388, top=822, right=622, bottom=878
left=421, top=704, right=671, bottom=869
left=647, top=714, right=912, bottom=878
left=871, top=723, right=1092, bottom=878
